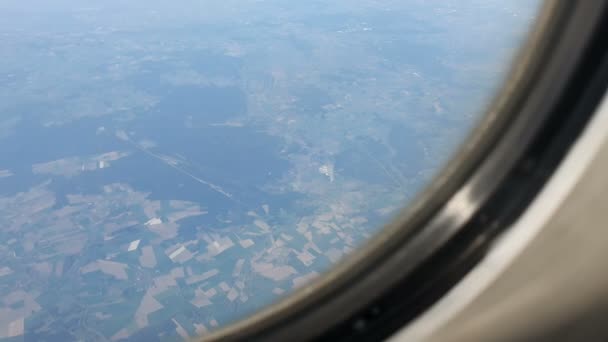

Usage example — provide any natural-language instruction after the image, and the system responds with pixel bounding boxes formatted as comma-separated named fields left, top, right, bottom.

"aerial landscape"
left=0, top=0, right=538, bottom=340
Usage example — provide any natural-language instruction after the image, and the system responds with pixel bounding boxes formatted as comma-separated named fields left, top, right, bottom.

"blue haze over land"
left=0, top=1, right=538, bottom=340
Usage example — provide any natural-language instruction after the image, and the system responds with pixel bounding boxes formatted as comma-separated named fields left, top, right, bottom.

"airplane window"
left=0, top=1, right=540, bottom=340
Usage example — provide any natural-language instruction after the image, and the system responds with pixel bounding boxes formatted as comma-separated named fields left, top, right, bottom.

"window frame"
left=204, top=2, right=608, bottom=341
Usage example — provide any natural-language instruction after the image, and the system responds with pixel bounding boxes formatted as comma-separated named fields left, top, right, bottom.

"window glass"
left=0, top=1, right=539, bottom=340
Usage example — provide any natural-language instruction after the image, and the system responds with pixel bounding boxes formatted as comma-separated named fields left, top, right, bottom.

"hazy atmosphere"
left=0, top=1, right=538, bottom=340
